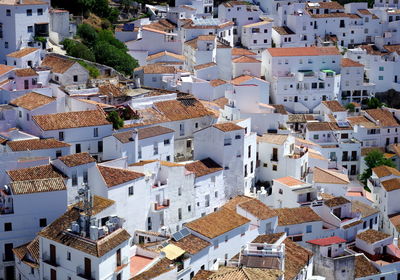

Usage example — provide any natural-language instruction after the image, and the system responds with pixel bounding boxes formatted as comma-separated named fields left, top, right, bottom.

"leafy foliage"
left=107, top=111, right=124, bottom=130
left=360, top=150, right=396, bottom=185
left=62, top=39, right=95, bottom=62
left=366, top=97, right=383, bottom=109
left=345, top=103, right=355, bottom=112
left=77, top=61, right=100, bottom=78
left=77, top=24, right=98, bottom=47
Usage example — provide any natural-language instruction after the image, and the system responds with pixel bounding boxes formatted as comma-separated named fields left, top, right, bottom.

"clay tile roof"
left=194, top=62, right=217, bottom=70
left=271, top=104, right=288, bottom=114
left=33, top=110, right=110, bottom=131
left=389, top=213, right=400, bottom=232
left=352, top=200, right=379, bottom=218
left=10, top=92, right=55, bottom=111
left=231, top=75, right=254, bottom=85
left=258, top=134, right=288, bottom=145
left=341, top=58, right=364, bottom=67
left=232, top=56, right=261, bottom=63
left=223, top=195, right=254, bottom=211
left=7, top=164, right=64, bottom=181
left=146, top=51, right=185, bottom=62
left=275, top=207, right=321, bottom=226
left=307, top=1, right=344, bottom=9
left=12, top=237, right=40, bottom=268
left=213, top=122, right=243, bottom=132
left=154, top=98, right=214, bottom=121
left=186, top=208, right=250, bottom=239
left=98, top=165, right=144, bottom=187
left=314, top=167, right=350, bottom=184
left=309, top=12, right=361, bottom=18
left=243, top=21, right=272, bottom=28
left=307, top=236, right=346, bottom=246
left=223, top=1, right=252, bottom=7
left=324, top=196, right=350, bottom=207
left=381, top=178, right=400, bottom=192
left=6, top=47, right=38, bottom=58
left=98, top=83, right=125, bottom=97
left=41, top=55, right=76, bottom=74
left=7, top=138, right=70, bottom=151
left=322, top=100, right=346, bottom=112
left=372, top=165, right=400, bottom=178
left=0, top=64, right=15, bottom=76
left=232, top=48, right=256, bottom=56
left=252, top=232, right=285, bottom=244
left=170, top=234, right=211, bottom=254
left=58, top=152, right=96, bottom=167
left=209, top=79, right=227, bottom=87
left=267, top=46, right=340, bottom=57
left=355, top=255, right=380, bottom=278
left=361, top=146, right=385, bottom=156
left=274, top=176, right=304, bottom=186
left=132, top=258, right=175, bottom=280
left=10, top=177, right=66, bottom=195
left=357, top=229, right=391, bottom=244
left=366, top=108, right=400, bottom=127
left=138, top=125, right=174, bottom=140
left=384, top=45, right=400, bottom=55
left=306, top=122, right=332, bottom=131
left=198, top=35, right=216, bottom=41
left=113, top=130, right=136, bottom=143
left=272, top=26, right=295, bottom=35
left=238, top=199, right=277, bottom=220
left=38, top=196, right=130, bottom=257
left=283, top=238, right=313, bottom=280
left=185, top=158, right=223, bottom=178
left=347, top=116, right=378, bottom=129
left=135, top=64, right=178, bottom=74
left=14, top=68, right=38, bottom=77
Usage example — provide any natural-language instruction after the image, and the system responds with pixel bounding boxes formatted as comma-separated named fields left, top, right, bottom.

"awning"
left=161, top=244, right=185, bottom=260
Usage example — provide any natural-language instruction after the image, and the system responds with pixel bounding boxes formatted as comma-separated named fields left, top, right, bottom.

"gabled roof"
left=341, top=58, right=364, bottom=67
left=135, top=64, right=178, bottom=74
left=146, top=51, right=185, bottom=62
left=185, top=158, right=223, bottom=178
left=10, top=92, right=55, bottom=111
left=58, top=152, right=96, bottom=167
left=33, top=110, right=111, bottom=131
left=7, top=164, right=64, bottom=181
left=209, top=79, right=227, bottom=87
left=98, top=165, right=144, bottom=187
left=154, top=98, right=215, bottom=121
left=232, top=48, right=256, bottom=56
left=7, top=138, right=70, bottom=151
left=321, top=100, right=346, bottom=112
left=194, top=62, right=217, bottom=70
left=14, top=68, right=38, bottom=77
left=306, top=122, right=332, bottom=131
left=357, top=229, right=391, bottom=244
left=257, top=134, right=288, bottom=145
left=355, top=255, right=380, bottom=278
left=274, top=176, right=304, bottom=187
left=372, top=165, right=400, bottom=178
left=324, top=196, right=350, bottom=207
left=381, top=178, right=400, bottom=192
left=138, top=125, right=174, bottom=140
left=238, top=199, right=277, bottom=220
left=272, top=26, right=295, bottom=35
left=267, top=46, right=340, bottom=57
left=12, top=237, right=39, bottom=268
left=0, top=64, right=14, bottom=76
left=232, top=56, right=261, bottom=63
left=10, top=177, right=66, bottom=195
left=307, top=236, right=346, bottom=246
left=352, top=200, right=379, bottom=218
left=213, top=122, right=243, bottom=132
left=347, top=116, right=378, bottom=129
left=170, top=234, right=211, bottom=255
left=41, top=55, right=76, bottom=74
left=275, top=207, right=321, bottom=226
left=186, top=208, right=250, bottom=239
left=231, top=75, right=263, bottom=85
left=313, top=167, right=350, bottom=184
left=365, top=108, right=400, bottom=127
left=6, top=47, right=39, bottom=58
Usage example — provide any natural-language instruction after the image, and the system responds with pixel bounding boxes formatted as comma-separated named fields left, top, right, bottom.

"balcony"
left=154, top=199, right=170, bottom=211
left=42, top=255, right=58, bottom=267
left=76, top=266, right=95, bottom=280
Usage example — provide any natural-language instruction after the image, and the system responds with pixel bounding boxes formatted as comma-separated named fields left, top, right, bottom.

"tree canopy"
left=360, top=150, right=396, bottom=185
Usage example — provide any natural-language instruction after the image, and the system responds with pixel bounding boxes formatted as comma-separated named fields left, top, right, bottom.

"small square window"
left=4, top=222, right=12, bottom=231
left=164, top=139, right=170, bottom=145
left=27, top=26, right=33, bottom=33
left=67, top=251, right=71, bottom=261
left=73, top=75, right=78, bottom=82
left=128, top=186, right=134, bottom=196
left=26, top=9, right=32, bottom=16
left=37, top=8, right=43, bottom=15
left=6, top=9, right=11, bottom=16
left=39, top=218, right=47, bottom=227
left=272, top=165, right=277, bottom=171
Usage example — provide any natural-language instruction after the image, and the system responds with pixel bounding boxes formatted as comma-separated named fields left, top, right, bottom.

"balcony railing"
left=154, top=199, right=170, bottom=211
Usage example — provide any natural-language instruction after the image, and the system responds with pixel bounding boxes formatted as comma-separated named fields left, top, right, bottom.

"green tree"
left=68, top=42, right=95, bottom=61
left=366, top=97, right=383, bottom=109
left=77, top=24, right=98, bottom=47
left=345, top=103, right=355, bottom=112
left=97, top=29, right=127, bottom=50
left=93, top=41, right=138, bottom=75
left=107, top=111, right=124, bottom=129
left=360, top=150, right=396, bottom=184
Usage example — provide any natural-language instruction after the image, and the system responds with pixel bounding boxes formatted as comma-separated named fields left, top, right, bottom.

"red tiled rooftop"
left=307, top=236, right=346, bottom=246
left=130, top=255, right=154, bottom=276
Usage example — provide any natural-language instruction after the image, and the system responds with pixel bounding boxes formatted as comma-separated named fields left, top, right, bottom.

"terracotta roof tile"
left=6, top=47, right=39, bottom=58
left=14, top=68, right=38, bottom=77
left=307, top=236, right=346, bottom=246
left=223, top=195, right=254, bottom=211
left=10, top=92, right=55, bottom=111
left=232, top=48, right=257, bottom=56
left=361, top=146, right=385, bottom=156
left=41, top=55, right=76, bottom=74
left=322, top=100, right=346, bottom=112
left=271, top=104, right=288, bottom=114
left=238, top=199, right=277, bottom=220
left=366, top=108, right=400, bottom=127
left=58, top=152, right=96, bottom=167
left=186, top=208, right=250, bottom=238
left=185, top=158, right=222, bottom=178
left=194, top=62, right=217, bottom=70
left=381, top=178, right=400, bottom=192
left=33, top=110, right=110, bottom=130
left=213, top=122, right=243, bottom=132
left=0, top=64, right=14, bottom=76
left=372, top=165, right=400, bottom=178
left=146, top=51, right=185, bottom=62
left=7, top=164, right=64, bottom=181
left=232, top=56, right=261, bottom=63
left=283, top=238, right=313, bottom=280
left=98, top=83, right=125, bottom=97
left=357, top=229, right=391, bottom=244
left=341, top=58, right=364, bottom=67
left=258, top=134, right=288, bottom=145
left=154, top=98, right=214, bottom=121
left=243, top=20, right=272, bottom=28
left=274, top=176, right=304, bottom=186
left=307, top=122, right=332, bottom=131
left=272, top=26, right=295, bottom=35
left=132, top=258, right=175, bottom=280
left=10, top=177, right=66, bottom=195
left=7, top=138, right=69, bottom=151
left=355, top=255, right=379, bottom=278
left=98, top=165, right=144, bottom=187
left=209, top=79, right=227, bottom=87
left=347, top=116, right=378, bottom=129
left=306, top=1, right=344, bottom=9
left=252, top=232, right=285, bottom=244
left=324, top=196, right=350, bottom=207
left=135, top=64, right=178, bottom=74
left=113, top=130, right=136, bottom=143
left=267, top=46, right=340, bottom=57
left=275, top=207, right=321, bottom=226
left=309, top=12, right=360, bottom=18
left=352, top=200, right=379, bottom=218
left=170, top=234, right=211, bottom=254
left=313, top=167, right=350, bottom=184
left=138, top=125, right=174, bottom=140
left=12, top=237, right=39, bottom=268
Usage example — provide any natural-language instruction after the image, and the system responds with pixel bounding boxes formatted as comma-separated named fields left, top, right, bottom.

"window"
left=164, top=139, right=170, bottom=145
left=313, top=134, right=319, bottom=140
left=225, top=235, right=229, bottom=242
left=5, top=42, right=8, bottom=49
left=56, top=150, right=62, bottom=157
left=248, top=145, right=251, bottom=158
left=224, top=138, right=232, bottom=146
left=215, top=191, right=218, bottom=198
left=179, top=123, right=184, bottom=136
left=39, top=218, right=47, bottom=227
left=147, top=217, right=152, bottom=231
left=253, top=40, right=257, bottom=44
left=264, top=29, right=268, bottom=33
left=264, top=39, right=268, bottom=43
left=83, top=170, right=88, bottom=183
left=6, top=9, right=10, bottom=16
left=98, top=141, right=103, bottom=153
left=27, top=26, right=33, bottom=33
left=153, top=143, right=158, bottom=155
left=26, top=9, right=32, bottom=16
left=178, top=187, right=182, bottom=196
left=195, top=122, right=199, bottom=129
left=128, top=186, right=134, bottom=196
left=4, top=222, right=12, bottom=231
left=37, top=8, right=43, bottom=15
left=272, top=165, right=277, bottom=171
left=72, top=171, right=78, bottom=186
left=73, top=75, right=78, bottom=82
left=235, top=135, right=241, bottom=139
left=178, top=208, right=182, bottom=220
left=93, top=127, right=98, bottom=137
left=67, top=252, right=71, bottom=261
left=379, top=66, right=384, bottom=71
left=279, top=189, right=283, bottom=194
left=59, top=131, right=64, bottom=141
left=26, top=113, right=30, bottom=121
left=379, top=76, right=383, bottom=80
left=188, top=205, right=191, bottom=212
left=306, top=225, right=312, bottom=233
left=248, top=17, right=253, bottom=20
left=166, top=155, right=170, bottom=161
